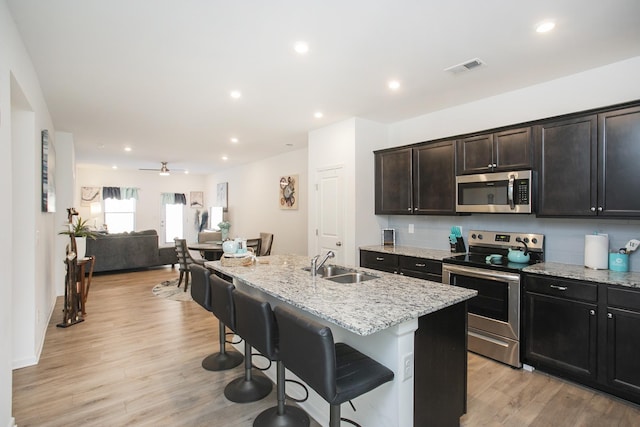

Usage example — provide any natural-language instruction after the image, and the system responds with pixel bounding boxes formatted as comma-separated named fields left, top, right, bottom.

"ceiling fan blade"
left=138, top=168, right=160, bottom=171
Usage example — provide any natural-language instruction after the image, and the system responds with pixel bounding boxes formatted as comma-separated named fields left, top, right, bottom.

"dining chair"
left=246, top=238, right=262, bottom=255
left=259, top=232, right=274, bottom=256
left=174, top=238, right=206, bottom=292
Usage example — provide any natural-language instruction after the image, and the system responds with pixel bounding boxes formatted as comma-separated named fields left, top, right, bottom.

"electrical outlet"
left=402, top=352, right=413, bottom=381
left=408, top=224, right=414, bottom=234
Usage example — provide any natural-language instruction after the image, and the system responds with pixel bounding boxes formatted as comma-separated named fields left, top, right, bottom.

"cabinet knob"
left=492, top=163, right=497, bottom=168
left=590, top=207, right=596, bottom=212
left=407, top=207, right=412, bottom=211
left=608, top=313, right=613, bottom=319
left=598, top=206, right=603, bottom=212
left=487, top=164, right=493, bottom=168
left=590, top=310, right=595, bottom=315
left=414, top=207, right=418, bottom=211
left=335, top=241, right=342, bottom=247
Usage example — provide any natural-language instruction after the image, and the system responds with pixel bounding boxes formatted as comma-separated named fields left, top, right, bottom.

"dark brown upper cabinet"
left=457, top=127, right=533, bottom=175
left=537, top=105, right=640, bottom=217
left=375, top=140, right=456, bottom=215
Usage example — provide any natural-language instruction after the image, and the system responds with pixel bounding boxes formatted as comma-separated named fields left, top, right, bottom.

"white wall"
left=206, top=148, right=308, bottom=256
left=308, top=118, right=388, bottom=266
left=384, top=57, right=640, bottom=271
left=75, top=167, right=208, bottom=245
left=2, top=0, right=59, bottom=424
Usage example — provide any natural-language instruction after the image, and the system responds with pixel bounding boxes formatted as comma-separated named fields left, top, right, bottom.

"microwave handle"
left=508, top=174, right=515, bottom=209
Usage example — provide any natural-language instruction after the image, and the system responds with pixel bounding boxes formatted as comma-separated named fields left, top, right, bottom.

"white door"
left=316, top=167, right=345, bottom=264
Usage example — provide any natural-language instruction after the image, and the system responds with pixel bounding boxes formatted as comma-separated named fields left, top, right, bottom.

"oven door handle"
left=442, top=264, right=520, bottom=284
left=508, top=174, right=515, bottom=210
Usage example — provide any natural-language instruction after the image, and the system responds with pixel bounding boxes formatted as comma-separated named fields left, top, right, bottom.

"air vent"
left=444, top=58, right=486, bottom=74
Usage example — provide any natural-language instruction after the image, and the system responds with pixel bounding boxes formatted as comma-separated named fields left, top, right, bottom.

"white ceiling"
left=8, top=0, right=640, bottom=174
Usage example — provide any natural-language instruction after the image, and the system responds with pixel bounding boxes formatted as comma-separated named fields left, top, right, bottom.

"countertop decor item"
left=218, top=221, right=231, bottom=241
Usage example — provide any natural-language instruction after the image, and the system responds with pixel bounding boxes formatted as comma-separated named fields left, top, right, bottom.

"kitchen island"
left=206, top=254, right=477, bottom=427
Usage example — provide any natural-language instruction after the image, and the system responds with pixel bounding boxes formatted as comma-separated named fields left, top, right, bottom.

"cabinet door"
left=598, top=106, right=640, bottom=217
left=606, top=286, right=640, bottom=396
left=536, top=115, right=597, bottom=216
left=494, top=127, right=532, bottom=171
left=413, top=140, right=456, bottom=215
left=359, top=250, right=398, bottom=273
left=374, top=148, right=413, bottom=214
left=524, top=291, right=598, bottom=381
left=456, top=134, right=493, bottom=174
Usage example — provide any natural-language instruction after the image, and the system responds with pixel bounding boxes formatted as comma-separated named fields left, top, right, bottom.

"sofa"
left=86, top=229, right=178, bottom=273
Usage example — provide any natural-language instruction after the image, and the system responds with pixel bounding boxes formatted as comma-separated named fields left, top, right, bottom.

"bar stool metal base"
left=201, top=350, right=243, bottom=371
left=254, top=405, right=310, bottom=427
left=224, top=373, right=272, bottom=403
left=224, top=341, right=273, bottom=403
left=202, top=322, right=244, bottom=371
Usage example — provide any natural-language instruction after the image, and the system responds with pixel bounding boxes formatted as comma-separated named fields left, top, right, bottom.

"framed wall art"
left=81, top=186, right=102, bottom=207
left=279, top=175, right=298, bottom=210
left=216, top=182, right=228, bottom=211
left=41, top=130, right=56, bottom=212
left=190, top=191, right=204, bottom=208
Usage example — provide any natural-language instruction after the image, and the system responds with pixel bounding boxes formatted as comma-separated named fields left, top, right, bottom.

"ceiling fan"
left=139, top=162, right=183, bottom=176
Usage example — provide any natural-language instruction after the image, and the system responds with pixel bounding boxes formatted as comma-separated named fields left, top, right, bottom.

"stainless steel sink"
left=301, top=265, right=378, bottom=283
left=325, top=272, right=378, bottom=284
left=302, top=265, right=355, bottom=278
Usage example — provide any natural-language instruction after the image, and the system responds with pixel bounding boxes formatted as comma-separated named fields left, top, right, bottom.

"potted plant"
left=59, top=217, right=98, bottom=258
left=218, top=221, right=231, bottom=241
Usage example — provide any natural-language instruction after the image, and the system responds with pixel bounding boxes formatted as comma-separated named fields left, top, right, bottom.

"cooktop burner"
left=443, top=230, right=545, bottom=273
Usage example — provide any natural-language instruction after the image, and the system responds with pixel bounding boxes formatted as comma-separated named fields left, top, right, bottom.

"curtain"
left=103, top=186, right=139, bottom=200
left=161, top=193, right=186, bottom=205
left=102, top=186, right=121, bottom=200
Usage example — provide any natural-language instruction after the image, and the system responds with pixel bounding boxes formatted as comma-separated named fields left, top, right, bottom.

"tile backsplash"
left=385, top=215, right=640, bottom=272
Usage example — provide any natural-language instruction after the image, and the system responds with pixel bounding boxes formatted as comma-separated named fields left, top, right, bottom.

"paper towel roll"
left=585, top=234, right=609, bottom=269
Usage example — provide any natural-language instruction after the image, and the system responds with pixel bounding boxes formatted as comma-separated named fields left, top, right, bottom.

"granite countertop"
left=524, top=262, right=640, bottom=289
left=205, top=254, right=476, bottom=336
left=359, top=245, right=454, bottom=261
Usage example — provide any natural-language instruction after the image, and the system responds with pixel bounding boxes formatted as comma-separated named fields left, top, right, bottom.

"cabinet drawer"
left=525, top=275, right=597, bottom=302
left=360, top=250, right=398, bottom=273
left=399, top=256, right=441, bottom=274
left=608, top=286, right=640, bottom=312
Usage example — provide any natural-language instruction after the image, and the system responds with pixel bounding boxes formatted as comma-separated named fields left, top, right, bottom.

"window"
left=164, top=203, right=183, bottom=243
left=104, top=198, right=136, bottom=233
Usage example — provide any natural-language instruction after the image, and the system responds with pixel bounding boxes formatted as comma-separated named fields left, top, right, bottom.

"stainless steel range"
left=442, top=230, right=545, bottom=368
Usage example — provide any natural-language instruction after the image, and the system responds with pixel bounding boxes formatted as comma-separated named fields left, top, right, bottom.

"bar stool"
left=274, top=305, right=395, bottom=427
left=190, top=265, right=243, bottom=371
left=209, top=275, right=273, bottom=403
left=233, top=289, right=310, bottom=427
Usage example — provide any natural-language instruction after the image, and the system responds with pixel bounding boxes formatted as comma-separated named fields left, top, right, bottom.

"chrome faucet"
left=310, top=250, right=335, bottom=276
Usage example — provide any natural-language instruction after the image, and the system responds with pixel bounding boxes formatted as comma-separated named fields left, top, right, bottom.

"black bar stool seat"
left=233, top=289, right=310, bottom=427
left=274, top=305, right=394, bottom=427
left=209, top=275, right=272, bottom=403
left=190, top=265, right=242, bottom=371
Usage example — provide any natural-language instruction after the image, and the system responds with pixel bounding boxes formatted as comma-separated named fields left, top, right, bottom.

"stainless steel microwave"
left=456, top=170, right=533, bottom=213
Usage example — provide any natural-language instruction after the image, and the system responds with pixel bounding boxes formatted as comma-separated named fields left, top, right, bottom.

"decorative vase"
left=221, top=228, right=229, bottom=241
left=75, top=236, right=87, bottom=259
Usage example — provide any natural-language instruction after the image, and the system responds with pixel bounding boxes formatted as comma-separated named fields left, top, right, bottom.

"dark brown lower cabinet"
left=360, top=250, right=442, bottom=282
left=523, top=274, right=640, bottom=405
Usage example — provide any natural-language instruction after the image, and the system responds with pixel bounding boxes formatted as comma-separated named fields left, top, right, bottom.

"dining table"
left=187, top=242, right=224, bottom=261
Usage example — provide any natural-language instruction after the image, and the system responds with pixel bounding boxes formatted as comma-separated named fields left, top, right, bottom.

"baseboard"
left=6, top=416, right=16, bottom=427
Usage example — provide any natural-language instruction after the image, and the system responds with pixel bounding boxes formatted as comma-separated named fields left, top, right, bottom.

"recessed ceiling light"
left=230, top=90, right=242, bottom=99
left=231, top=137, right=239, bottom=143
left=112, top=165, right=118, bottom=170
left=184, top=170, right=189, bottom=175
left=388, top=80, right=401, bottom=90
left=314, top=111, right=324, bottom=119
left=536, top=21, right=555, bottom=33
left=294, top=41, right=309, bottom=54
left=222, top=155, right=228, bottom=161
left=124, top=146, right=132, bottom=152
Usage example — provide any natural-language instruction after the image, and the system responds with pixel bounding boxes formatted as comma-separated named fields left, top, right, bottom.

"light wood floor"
left=13, top=267, right=640, bottom=427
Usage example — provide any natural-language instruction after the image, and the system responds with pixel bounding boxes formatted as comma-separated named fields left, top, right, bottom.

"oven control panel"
left=468, top=230, right=544, bottom=252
